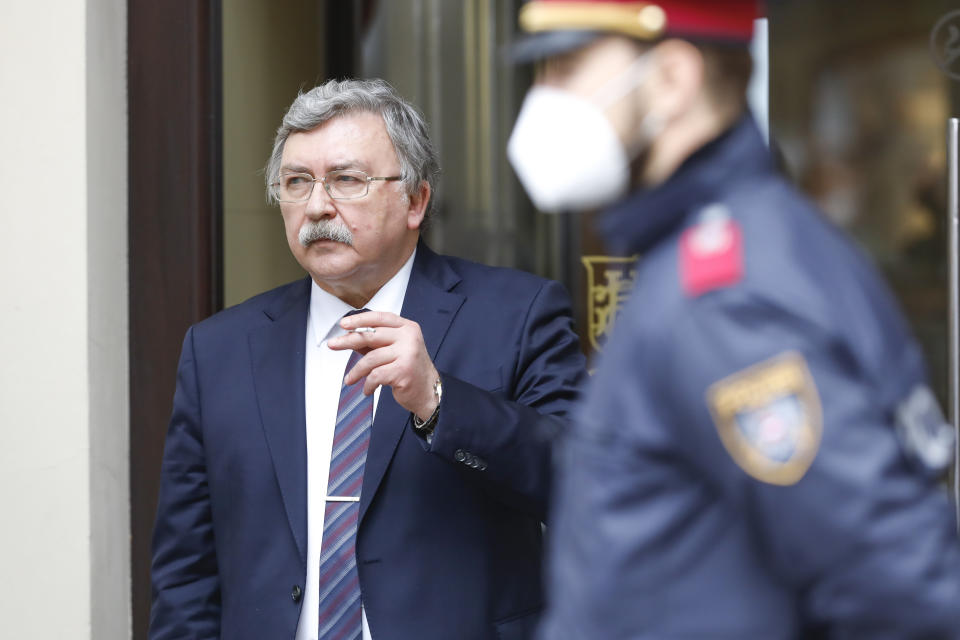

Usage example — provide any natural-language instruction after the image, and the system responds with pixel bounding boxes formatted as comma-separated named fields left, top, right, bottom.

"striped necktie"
left=318, top=317, right=373, bottom=640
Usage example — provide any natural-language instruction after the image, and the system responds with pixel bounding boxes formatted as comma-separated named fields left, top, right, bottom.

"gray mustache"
left=299, top=219, right=354, bottom=247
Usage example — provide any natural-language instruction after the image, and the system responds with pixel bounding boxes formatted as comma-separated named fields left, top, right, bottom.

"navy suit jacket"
left=150, top=243, right=587, bottom=640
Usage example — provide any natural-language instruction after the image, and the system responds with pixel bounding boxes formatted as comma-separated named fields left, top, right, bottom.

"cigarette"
left=348, top=327, right=376, bottom=334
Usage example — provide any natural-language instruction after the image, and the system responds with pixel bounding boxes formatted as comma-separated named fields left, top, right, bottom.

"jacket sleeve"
left=149, top=327, right=221, bottom=640
left=425, top=279, right=587, bottom=522
left=659, top=295, right=960, bottom=636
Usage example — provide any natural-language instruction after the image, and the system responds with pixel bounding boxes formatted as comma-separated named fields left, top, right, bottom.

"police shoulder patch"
left=895, top=384, right=954, bottom=474
left=706, top=352, right=822, bottom=486
left=680, top=204, right=744, bottom=297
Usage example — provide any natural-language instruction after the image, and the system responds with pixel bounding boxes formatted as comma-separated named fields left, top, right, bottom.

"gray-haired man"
left=149, top=78, right=586, bottom=640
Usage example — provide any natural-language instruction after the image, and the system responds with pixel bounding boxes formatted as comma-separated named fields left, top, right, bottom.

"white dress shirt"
left=295, top=248, right=416, bottom=640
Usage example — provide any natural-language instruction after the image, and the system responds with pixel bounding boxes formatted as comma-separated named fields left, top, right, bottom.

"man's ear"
left=406, top=180, right=431, bottom=230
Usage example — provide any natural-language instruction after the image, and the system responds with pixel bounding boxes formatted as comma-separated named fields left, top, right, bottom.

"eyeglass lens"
left=278, top=170, right=370, bottom=201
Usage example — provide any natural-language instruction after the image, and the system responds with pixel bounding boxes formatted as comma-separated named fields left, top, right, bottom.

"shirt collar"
left=308, top=247, right=418, bottom=346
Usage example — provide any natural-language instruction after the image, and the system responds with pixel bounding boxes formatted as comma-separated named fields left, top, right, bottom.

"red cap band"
left=522, top=0, right=759, bottom=43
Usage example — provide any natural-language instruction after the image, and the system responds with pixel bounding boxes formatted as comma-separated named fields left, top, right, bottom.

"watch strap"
left=412, top=377, right=442, bottom=436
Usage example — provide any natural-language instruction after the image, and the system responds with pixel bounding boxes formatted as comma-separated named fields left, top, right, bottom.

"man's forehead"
left=536, top=35, right=644, bottom=91
left=281, top=111, right=396, bottom=167
left=540, top=35, right=643, bottom=71
left=280, top=157, right=369, bottom=173
left=304, top=110, right=389, bottom=141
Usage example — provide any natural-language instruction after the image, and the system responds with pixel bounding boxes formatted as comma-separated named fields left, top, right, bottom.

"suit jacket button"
left=454, top=449, right=466, bottom=462
left=291, top=585, right=303, bottom=602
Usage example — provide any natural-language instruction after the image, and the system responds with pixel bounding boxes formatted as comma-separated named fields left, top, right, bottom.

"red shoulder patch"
left=680, top=211, right=744, bottom=297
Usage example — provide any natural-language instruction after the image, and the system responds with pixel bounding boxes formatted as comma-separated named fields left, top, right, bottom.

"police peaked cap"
left=510, top=0, right=759, bottom=63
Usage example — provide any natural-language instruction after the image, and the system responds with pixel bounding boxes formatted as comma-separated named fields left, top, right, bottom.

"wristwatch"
left=412, top=377, right=442, bottom=438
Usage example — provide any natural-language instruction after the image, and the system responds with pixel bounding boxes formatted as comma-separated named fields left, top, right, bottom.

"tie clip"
left=326, top=496, right=360, bottom=502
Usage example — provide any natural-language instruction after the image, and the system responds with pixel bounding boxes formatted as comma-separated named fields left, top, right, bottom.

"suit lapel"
left=358, top=244, right=465, bottom=525
left=248, top=277, right=311, bottom=566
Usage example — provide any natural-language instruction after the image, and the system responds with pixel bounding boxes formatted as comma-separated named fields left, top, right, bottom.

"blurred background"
left=4, top=0, right=960, bottom=637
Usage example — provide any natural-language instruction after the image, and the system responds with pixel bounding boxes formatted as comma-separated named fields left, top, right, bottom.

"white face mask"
left=507, top=53, right=655, bottom=213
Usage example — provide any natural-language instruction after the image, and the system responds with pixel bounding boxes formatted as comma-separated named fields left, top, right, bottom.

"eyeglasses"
left=271, top=169, right=402, bottom=203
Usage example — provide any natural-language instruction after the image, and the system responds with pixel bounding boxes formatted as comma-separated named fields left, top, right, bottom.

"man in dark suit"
left=149, top=78, right=586, bottom=640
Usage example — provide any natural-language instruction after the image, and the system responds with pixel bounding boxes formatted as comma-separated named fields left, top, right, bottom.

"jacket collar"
left=597, top=112, right=773, bottom=255
left=249, top=277, right=312, bottom=564
left=358, top=240, right=465, bottom=525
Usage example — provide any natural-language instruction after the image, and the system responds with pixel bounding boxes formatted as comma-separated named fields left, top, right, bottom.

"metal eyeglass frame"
left=271, top=169, right=402, bottom=203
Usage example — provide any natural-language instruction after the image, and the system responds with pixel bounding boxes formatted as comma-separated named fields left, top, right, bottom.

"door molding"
left=128, top=1, right=223, bottom=637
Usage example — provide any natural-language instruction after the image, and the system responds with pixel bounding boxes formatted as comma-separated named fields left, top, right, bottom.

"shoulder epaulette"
left=679, top=205, right=744, bottom=297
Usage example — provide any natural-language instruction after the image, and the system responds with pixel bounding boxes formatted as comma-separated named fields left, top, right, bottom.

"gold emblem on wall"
left=581, top=255, right=638, bottom=352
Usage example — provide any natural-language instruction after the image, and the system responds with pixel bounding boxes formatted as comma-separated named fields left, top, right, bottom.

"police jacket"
left=539, top=114, right=960, bottom=639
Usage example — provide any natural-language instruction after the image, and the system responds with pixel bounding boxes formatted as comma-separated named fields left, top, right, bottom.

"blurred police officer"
left=507, top=1, right=960, bottom=638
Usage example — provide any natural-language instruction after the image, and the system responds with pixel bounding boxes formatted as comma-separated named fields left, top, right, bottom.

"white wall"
left=0, top=0, right=130, bottom=637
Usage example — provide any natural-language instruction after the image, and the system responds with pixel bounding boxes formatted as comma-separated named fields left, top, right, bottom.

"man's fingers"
left=327, top=328, right=396, bottom=352
left=339, top=310, right=405, bottom=331
left=361, top=362, right=395, bottom=396
left=344, top=347, right=397, bottom=387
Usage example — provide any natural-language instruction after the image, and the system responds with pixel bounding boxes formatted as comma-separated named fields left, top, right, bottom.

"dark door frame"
left=128, top=1, right=223, bottom=637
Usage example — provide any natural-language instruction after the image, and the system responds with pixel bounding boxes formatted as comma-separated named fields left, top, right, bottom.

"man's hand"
left=327, top=311, right=440, bottom=421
